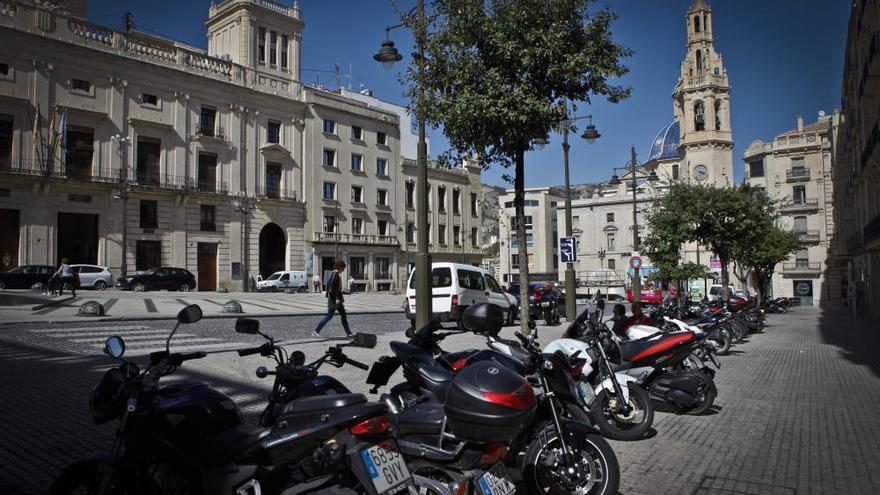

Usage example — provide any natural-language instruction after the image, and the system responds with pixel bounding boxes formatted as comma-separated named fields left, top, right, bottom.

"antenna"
left=348, top=63, right=353, bottom=90
left=335, top=63, right=341, bottom=90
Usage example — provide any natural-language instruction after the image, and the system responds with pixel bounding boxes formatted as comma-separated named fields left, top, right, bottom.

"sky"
left=86, top=0, right=851, bottom=188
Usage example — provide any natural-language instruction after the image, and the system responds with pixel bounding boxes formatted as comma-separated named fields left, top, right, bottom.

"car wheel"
left=179, top=283, right=190, bottom=292
left=94, top=280, right=106, bottom=291
left=506, top=306, right=517, bottom=326
left=134, top=283, right=146, bottom=292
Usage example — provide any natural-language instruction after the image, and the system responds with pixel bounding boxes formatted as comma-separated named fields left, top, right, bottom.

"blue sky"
left=86, top=0, right=850, bottom=188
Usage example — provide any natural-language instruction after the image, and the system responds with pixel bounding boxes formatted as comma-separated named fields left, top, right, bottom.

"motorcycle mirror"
left=104, top=335, right=125, bottom=359
left=177, top=304, right=203, bottom=324
left=597, top=299, right=606, bottom=310
left=352, top=333, right=377, bottom=348
left=235, top=317, right=260, bottom=335
left=405, top=327, right=415, bottom=339
left=290, top=350, right=306, bottom=366
left=528, top=319, right=537, bottom=330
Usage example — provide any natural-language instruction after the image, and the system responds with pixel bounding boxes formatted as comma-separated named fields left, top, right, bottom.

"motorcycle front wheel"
left=589, top=383, right=654, bottom=441
left=521, top=425, right=619, bottom=494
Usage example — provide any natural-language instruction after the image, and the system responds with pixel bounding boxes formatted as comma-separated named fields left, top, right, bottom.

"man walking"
left=313, top=273, right=321, bottom=293
left=311, top=261, right=352, bottom=338
left=54, top=258, right=77, bottom=297
left=348, top=274, right=356, bottom=294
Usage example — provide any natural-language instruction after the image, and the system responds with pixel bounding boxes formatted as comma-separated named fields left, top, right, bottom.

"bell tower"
left=673, top=0, right=733, bottom=186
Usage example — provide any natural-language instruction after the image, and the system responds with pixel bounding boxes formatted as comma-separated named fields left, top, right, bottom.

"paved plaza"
left=0, top=307, right=878, bottom=494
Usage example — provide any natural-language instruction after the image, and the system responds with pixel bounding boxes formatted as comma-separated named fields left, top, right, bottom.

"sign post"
left=629, top=254, right=643, bottom=303
left=559, top=236, right=578, bottom=264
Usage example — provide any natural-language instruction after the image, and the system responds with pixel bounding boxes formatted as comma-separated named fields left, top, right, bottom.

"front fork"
left=539, top=373, right=587, bottom=484
left=97, top=392, right=138, bottom=494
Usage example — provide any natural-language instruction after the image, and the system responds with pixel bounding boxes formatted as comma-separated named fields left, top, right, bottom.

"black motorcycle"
left=51, top=305, right=415, bottom=495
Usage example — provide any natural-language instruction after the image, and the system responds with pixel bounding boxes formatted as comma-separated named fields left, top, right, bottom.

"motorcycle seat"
left=618, top=332, right=695, bottom=362
left=203, top=424, right=271, bottom=466
left=396, top=402, right=445, bottom=436
left=417, top=364, right=455, bottom=384
left=490, top=337, right=533, bottom=363
left=610, top=360, right=634, bottom=372
left=281, top=393, right=367, bottom=415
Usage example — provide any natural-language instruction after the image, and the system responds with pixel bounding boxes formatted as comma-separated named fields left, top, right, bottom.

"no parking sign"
left=629, top=256, right=643, bottom=270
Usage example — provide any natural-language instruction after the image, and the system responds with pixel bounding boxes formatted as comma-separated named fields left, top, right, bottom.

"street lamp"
left=374, top=0, right=436, bottom=329
left=234, top=196, right=257, bottom=292
left=608, top=147, right=659, bottom=303
left=111, top=134, right=131, bottom=276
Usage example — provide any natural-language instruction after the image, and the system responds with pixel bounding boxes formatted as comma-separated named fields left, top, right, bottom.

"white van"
left=405, top=263, right=518, bottom=327
left=708, top=284, right=736, bottom=301
left=256, top=270, right=308, bottom=292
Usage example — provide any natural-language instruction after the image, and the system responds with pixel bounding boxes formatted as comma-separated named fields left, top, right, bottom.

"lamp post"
left=234, top=196, right=257, bottom=292
left=533, top=111, right=601, bottom=321
left=374, top=0, right=434, bottom=329
left=608, top=146, right=658, bottom=304
left=111, top=134, right=131, bottom=276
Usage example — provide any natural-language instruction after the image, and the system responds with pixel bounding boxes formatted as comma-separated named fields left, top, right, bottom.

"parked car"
left=405, top=263, right=518, bottom=327
left=256, top=270, right=308, bottom=292
left=708, top=284, right=737, bottom=301
left=507, top=282, right=566, bottom=319
left=116, top=267, right=196, bottom=292
left=0, top=265, right=55, bottom=290
left=626, top=288, right=663, bottom=305
left=71, top=264, right=113, bottom=290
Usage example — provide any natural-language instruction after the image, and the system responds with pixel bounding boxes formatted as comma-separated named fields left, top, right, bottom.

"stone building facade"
left=830, top=0, right=880, bottom=318
left=745, top=113, right=840, bottom=306
left=497, top=187, right=565, bottom=284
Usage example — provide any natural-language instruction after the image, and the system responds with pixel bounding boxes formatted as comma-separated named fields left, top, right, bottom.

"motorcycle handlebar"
left=345, top=357, right=370, bottom=371
left=169, top=351, right=206, bottom=366
left=237, top=346, right=263, bottom=357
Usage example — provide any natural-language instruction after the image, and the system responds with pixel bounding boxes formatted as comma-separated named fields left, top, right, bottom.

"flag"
left=56, top=110, right=67, bottom=153
left=32, top=106, right=42, bottom=169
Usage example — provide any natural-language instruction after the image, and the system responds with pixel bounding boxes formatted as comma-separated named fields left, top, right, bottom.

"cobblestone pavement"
left=1, top=307, right=879, bottom=494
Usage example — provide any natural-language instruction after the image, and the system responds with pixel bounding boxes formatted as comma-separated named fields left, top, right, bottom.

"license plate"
left=477, top=463, right=516, bottom=495
left=360, top=443, right=412, bottom=494
left=541, top=302, right=550, bottom=307
left=577, top=381, right=596, bottom=406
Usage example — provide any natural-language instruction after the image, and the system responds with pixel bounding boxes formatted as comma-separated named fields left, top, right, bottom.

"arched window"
left=694, top=100, right=705, bottom=131
left=694, top=15, right=701, bottom=32
left=696, top=50, right=703, bottom=73
left=714, top=100, right=722, bottom=130
left=672, top=164, right=680, bottom=180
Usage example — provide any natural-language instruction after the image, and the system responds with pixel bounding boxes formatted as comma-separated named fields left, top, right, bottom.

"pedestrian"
left=55, top=258, right=77, bottom=297
left=610, top=303, right=629, bottom=338
left=313, top=273, right=321, bottom=293
left=348, top=274, right=356, bottom=294
left=311, top=261, right=352, bottom=338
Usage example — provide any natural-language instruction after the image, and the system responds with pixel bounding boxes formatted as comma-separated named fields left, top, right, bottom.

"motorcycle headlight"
left=89, top=368, right=127, bottom=424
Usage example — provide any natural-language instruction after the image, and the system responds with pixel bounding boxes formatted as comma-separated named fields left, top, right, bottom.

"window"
left=504, top=199, right=539, bottom=208
left=197, top=153, right=217, bottom=192
left=794, top=216, right=808, bottom=234
left=351, top=153, right=363, bottom=171
left=451, top=226, right=460, bottom=246
left=265, top=162, right=281, bottom=198
left=136, top=241, right=162, bottom=271
left=672, top=164, right=680, bottom=180
left=323, top=181, right=336, bottom=200
left=471, top=193, right=478, bottom=216
left=511, top=215, right=534, bottom=230
left=457, top=269, right=485, bottom=290
left=0, top=63, right=8, bottom=76
left=696, top=49, right=702, bottom=72
left=749, top=160, right=764, bottom=178
left=267, top=120, right=281, bottom=144
left=376, top=158, right=388, bottom=176
left=139, top=200, right=158, bottom=229
left=607, top=212, right=615, bottom=223
left=511, top=254, right=520, bottom=269
left=793, top=185, right=806, bottom=204
left=269, top=31, right=278, bottom=66
left=0, top=115, right=12, bottom=170
left=141, top=93, right=158, bottom=106
left=351, top=126, right=363, bottom=140
left=350, top=257, right=365, bottom=279
left=377, top=219, right=388, bottom=236
left=694, top=15, right=701, bottom=32
left=608, top=258, right=616, bottom=270
left=352, top=217, right=364, bottom=235
left=136, top=137, right=161, bottom=186
left=405, top=182, right=414, bottom=207
left=471, top=227, right=478, bottom=247
left=280, top=34, right=288, bottom=70
left=258, top=27, right=266, bottom=63
left=200, top=204, right=215, bottom=231
left=795, top=249, right=809, bottom=268
left=377, top=132, right=387, bottom=146
left=323, top=119, right=336, bottom=134
left=323, top=215, right=337, bottom=233
left=377, top=189, right=388, bottom=206
left=439, top=224, right=447, bottom=245
left=694, top=100, right=705, bottom=132
left=438, top=186, right=446, bottom=212
left=511, top=234, right=534, bottom=248
left=453, top=189, right=461, bottom=214
left=65, top=125, right=94, bottom=180
left=71, top=78, right=91, bottom=93
left=376, top=257, right=390, bottom=278
left=409, top=267, right=453, bottom=289
left=323, top=148, right=336, bottom=167
left=199, top=106, right=216, bottom=137
left=351, top=185, right=363, bottom=203
left=790, top=157, right=807, bottom=178
left=714, top=100, right=722, bottom=130
left=607, top=233, right=616, bottom=250
left=406, top=222, right=415, bottom=243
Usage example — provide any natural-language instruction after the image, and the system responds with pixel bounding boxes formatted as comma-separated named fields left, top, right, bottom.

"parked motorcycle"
left=534, top=286, right=561, bottom=326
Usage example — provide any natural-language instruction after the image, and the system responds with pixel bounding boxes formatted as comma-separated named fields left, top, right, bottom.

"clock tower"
left=672, top=0, right=733, bottom=186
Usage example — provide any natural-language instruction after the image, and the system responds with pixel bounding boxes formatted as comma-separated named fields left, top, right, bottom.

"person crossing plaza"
left=311, top=261, right=352, bottom=338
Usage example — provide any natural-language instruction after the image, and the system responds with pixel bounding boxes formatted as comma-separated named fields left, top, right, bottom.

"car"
left=507, top=282, right=566, bottom=319
left=405, top=263, right=518, bottom=327
left=256, top=270, right=308, bottom=292
left=0, top=265, right=55, bottom=290
left=626, top=288, right=663, bottom=305
left=116, top=267, right=196, bottom=292
left=71, top=264, right=113, bottom=290
left=708, top=284, right=736, bottom=301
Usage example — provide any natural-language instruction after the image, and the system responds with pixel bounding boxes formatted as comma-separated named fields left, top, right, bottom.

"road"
left=2, top=306, right=880, bottom=494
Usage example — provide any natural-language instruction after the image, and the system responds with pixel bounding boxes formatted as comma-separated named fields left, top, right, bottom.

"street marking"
left=121, top=341, right=250, bottom=355
left=70, top=333, right=196, bottom=343
left=144, top=299, right=158, bottom=313
left=175, top=298, right=192, bottom=306
left=240, top=300, right=284, bottom=311
left=200, top=299, right=226, bottom=307
left=29, top=325, right=154, bottom=334
left=102, top=298, right=118, bottom=312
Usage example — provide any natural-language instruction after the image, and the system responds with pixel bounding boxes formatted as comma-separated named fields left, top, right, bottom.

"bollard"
left=223, top=300, right=243, bottom=314
left=216, top=287, right=229, bottom=293
left=78, top=301, right=106, bottom=317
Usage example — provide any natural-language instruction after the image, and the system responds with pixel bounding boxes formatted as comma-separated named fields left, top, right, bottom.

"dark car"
left=508, top=282, right=566, bottom=319
left=0, top=265, right=55, bottom=290
left=116, top=267, right=196, bottom=292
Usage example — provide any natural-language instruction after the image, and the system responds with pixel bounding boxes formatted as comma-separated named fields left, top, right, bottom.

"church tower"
left=673, top=0, right=733, bottom=186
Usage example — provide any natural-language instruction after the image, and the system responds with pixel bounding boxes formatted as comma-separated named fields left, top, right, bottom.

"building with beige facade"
left=829, top=0, right=880, bottom=318
left=744, top=113, right=839, bottom=306
left=498, top=187, right=565, bottom=284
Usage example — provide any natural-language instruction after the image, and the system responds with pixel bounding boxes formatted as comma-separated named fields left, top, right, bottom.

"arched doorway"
left=259, top=223, right=285, bottom=278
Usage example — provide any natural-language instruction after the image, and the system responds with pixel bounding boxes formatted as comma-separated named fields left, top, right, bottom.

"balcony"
left=782, top=262, right=821, bottom=278
left=865, top=213, right=880, bottom=249
left=0, top=159, right=120, bottom=183
left=795, top=230, right=821, bottom=244
left=785, top=168, right=811, bottom=182
left=256, top=185, right=298, bottom=202
left=779, top=198, right=819, bottom=214
left=185, top=178, right=228, bottom=195
left=312, top=232, right=400, bottom=246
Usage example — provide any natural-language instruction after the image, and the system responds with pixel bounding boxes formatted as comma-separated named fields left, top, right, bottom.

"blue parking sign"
left=559, top=237, right=578, bottom=263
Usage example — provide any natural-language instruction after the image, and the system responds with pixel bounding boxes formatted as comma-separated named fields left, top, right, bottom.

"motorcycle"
left=51, top=305, right=415, bottom=495
left=534, top=288, right=561, bottom=326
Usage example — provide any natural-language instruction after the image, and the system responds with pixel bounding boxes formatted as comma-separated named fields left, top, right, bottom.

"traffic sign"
left=559, top=237, right=578, bottom=263
left=629, top=256, right=643, bottom=270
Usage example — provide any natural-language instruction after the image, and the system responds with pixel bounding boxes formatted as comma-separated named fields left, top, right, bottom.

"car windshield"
left=141, top=268, right=159, bottom=275
left=6, top=266, right=26, bottom=274
left=266, top=273, right=282, bottom=280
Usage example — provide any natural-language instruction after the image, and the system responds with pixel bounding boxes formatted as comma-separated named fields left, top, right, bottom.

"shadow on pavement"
left=819, top=311, right=880, bottom=378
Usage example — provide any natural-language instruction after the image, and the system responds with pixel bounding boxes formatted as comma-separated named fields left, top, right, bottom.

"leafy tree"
left=404, top=0, right=631, bottom=332
left=483, top=241, right=500, bottom=258
left=731, top=224, right=801, bottom=302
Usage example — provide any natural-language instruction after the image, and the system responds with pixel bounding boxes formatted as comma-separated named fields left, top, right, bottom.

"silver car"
left=71, top=264, right=114, bottom=290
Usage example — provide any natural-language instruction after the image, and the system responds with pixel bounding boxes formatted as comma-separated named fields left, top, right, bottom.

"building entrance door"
left=793, top=280, right=813, bottom=307
left=197, top=243, right=217, bottom=291
left=0, top=209, right=19, bottom=270
left=258, top=223, right=285, bottom=278
left=57, top=212, right=98, bottom=264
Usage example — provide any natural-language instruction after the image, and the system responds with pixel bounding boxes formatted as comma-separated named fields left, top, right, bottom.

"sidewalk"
left=0, top=290, right=405, bottom=325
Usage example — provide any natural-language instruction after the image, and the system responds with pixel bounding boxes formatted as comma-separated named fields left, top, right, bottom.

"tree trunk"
left=720, top=256, right=730, bottom=302
left=514, top=147, right=531, bottom=335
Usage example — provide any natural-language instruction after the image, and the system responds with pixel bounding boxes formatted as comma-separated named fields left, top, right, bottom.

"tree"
left=405, top=0, right=631, bottom=332
left=731, top=224, right=801, bottom=302
left=483, top=241, right=500, bottom=258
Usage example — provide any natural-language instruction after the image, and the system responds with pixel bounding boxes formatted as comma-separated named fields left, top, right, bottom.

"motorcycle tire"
left=685, top=378, right=717, bottom=416
left=589, top=384, right=654, bottom=441
left=713, top=331, right=732, bottom=356
left=50, top=462, right=109, bottom=495
left=521, top=425, right=619, bottom=495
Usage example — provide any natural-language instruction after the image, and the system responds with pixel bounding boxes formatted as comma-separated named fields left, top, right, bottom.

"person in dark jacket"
left=311, top=261, right=352, bottom=338
left=610, top=303, right=629, bottom=338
